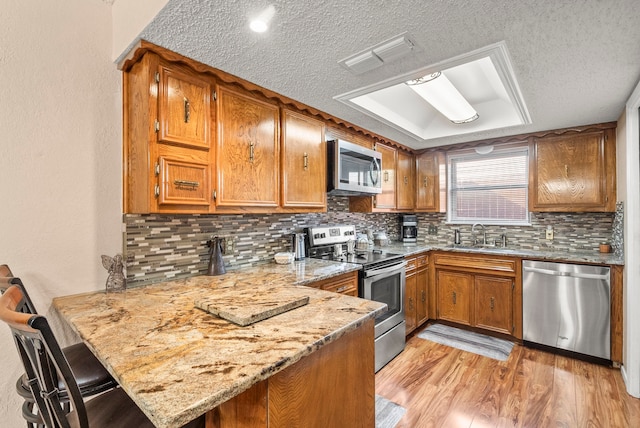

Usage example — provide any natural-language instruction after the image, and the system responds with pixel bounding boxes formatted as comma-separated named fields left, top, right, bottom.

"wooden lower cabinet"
left=473, top=275, right=514, bottom=335
left=436, top=270, right=472, bottom=326
left=433, top=252, right=520, bottom=339
left=416, top=266, right=429, bottom=326
left=405, top=253, right=429, bottom=335
left=209, top=318, right=375, bottom=428
left=405, top=271, right=417, bottom=334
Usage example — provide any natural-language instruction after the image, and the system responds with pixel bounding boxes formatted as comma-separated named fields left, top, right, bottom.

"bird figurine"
left=101, top=253, right=126, bottom=292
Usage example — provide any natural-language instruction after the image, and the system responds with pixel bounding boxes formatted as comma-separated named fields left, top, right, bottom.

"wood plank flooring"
left=375, top=325, right=640, bottom=427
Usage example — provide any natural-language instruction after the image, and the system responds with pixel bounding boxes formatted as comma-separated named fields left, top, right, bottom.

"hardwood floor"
left=375, top=325, right=640, bottom=427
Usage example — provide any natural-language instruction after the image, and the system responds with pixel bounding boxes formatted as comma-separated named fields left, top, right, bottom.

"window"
left=447, top=145, right=529, bottom=225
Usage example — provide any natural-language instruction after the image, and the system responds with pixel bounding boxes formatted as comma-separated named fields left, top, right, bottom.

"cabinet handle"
left=336, top=285, right=347, bottom=293
left=404, top=176, right=408, bottom=185
left=183, top=97, right=190, bottom=123
left=452, top=291, right=457, bottom=305
left=424, top=177, right=429, bottom=187
left=565, top=164, right=569, bottom=175
left=422, top=290, right=426, bottom=303
left=409, top=297, right=414, bottom=310
left=249, top=142, right=255, bottom=163
left=384, top=171, right=389, bottom=182
left=303, top=153, right=309, bottom=170
left=174, top=180, right=199, bottom=187
left=490, top=297, right=495, bottom=311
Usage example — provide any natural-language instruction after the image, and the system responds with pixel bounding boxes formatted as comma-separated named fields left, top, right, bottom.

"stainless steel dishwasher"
left=522, top=260, right=610, bottom=360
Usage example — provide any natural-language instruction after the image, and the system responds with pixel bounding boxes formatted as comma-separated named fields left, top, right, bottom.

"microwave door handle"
left=365, top=261, right=407, bottom=278
left=369, top=158, right=381, bottom=186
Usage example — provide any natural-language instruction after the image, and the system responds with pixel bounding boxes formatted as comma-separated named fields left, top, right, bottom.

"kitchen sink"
left=445, top=244, right=520, bottom=255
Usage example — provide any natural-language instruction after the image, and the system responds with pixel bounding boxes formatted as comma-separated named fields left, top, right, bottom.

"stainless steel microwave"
left=327, top=139, right=382, bottom=196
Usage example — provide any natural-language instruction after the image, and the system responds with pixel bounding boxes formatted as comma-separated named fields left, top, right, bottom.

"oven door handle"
left=364, top=261, right=407, bottom=278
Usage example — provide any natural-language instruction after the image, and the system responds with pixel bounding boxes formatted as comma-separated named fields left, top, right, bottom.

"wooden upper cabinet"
left=529, top=128, right=616, bottom=212
left=396, top=150, right=415, bottom=211
left=123, top=52, right=212, bottom=214
left=281, top=109, right=326, bottom=209
left=415, top=152, right=439, bottom=212
left=215, top=85, right=279, bottom=208
left=157, top=64, right=211, bottom=149
left=375, top=144, right=397, bottom=210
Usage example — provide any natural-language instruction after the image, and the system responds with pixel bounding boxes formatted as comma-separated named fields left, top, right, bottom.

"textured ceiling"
left=135, top=0, right=640, bottom=149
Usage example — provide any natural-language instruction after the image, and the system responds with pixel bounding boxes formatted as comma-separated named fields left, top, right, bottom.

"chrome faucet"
left=471, top=223, right=486, bottom=246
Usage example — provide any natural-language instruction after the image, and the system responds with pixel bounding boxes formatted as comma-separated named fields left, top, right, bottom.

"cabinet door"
left=396, top=150, right=415, bottom=210
left=436, top=270, right=471, bottom=325
left=374, top=144, right=396, bottom=209
left=530, top=130, right=615, bottom=212
left=405, top=271, right=417, bottom=335
left=216, top=86, right=279, bottom=208
left=281, top=110, right=326, bottom=209
left=157, top=65, right=211, bottom=149
left=416, top=266, right=429, bottom=326
left=157, top=155, right=210, bottom=208
left=474, top=275, right=513, bottom=335
left=415, top=152, right=439, bottom=211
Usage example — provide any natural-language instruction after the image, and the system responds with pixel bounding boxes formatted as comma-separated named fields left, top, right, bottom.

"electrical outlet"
left=428, top=225, right=438, bottom=235
left=224, top=237, right=233, bottom=253
left=545, top=226, right=554, bottom=240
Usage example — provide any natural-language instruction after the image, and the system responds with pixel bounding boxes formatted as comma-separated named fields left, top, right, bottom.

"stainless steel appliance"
left=523, top=260, right=611, bottom=360
left=400, top=214, right=417, bottom=243
left=291, top=233, right=306, bottom=260
left=306, top=225, right=406, bottom=372
left=327, top=139, right=382, bottom=196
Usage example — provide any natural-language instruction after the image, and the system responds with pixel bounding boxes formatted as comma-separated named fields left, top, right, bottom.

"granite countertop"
left=52, top=259, right=384, bottom=428
left=379, top=242, right=624, bottom=266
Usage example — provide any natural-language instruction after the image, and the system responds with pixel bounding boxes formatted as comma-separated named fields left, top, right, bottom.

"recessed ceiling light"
left=406, top=72, right=479, bottom=124
left=250, top=5, right=275, bottom=33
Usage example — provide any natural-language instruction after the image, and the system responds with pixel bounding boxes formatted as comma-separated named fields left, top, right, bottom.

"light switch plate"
left=546, top=228, right=554, bottom=240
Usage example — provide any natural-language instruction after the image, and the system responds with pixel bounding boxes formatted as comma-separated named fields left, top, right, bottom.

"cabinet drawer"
left=417, top=254, right=428, bottom=268
left=405, top=256, right=417, bottom=272
left=433, top=253, right=516, bottom=276
left=310, top=271, right=358, bottom=297
left=158, top=156, right=210, bottom=206
left=323, top=280, right=358, bottom=296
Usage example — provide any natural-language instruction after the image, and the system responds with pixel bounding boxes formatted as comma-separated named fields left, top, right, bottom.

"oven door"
left=362, top=262, right=406, bottom=338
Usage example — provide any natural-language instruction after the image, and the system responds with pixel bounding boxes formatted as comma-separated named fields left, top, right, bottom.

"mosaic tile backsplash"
left=124, top=196, right=620, bottom=287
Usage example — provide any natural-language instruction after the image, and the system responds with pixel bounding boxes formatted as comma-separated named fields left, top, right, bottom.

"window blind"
left=447, top=146, right=529, bottom=224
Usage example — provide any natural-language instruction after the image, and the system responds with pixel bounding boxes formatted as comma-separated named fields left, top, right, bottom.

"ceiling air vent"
left=339, top=32, right=417, bottom=74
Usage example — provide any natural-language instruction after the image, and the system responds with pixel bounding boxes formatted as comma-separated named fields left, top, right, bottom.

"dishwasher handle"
left=523, top=266, right=609, bottom=281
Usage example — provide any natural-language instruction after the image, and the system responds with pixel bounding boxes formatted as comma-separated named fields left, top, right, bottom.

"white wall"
left=0, top=1, right=121, bottom=425
left=620, top=80, right=640, bottom=397
left=112, top=0, right=168, bottom=60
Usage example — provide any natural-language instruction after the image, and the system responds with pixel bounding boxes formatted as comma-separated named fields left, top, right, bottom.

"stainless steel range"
left=306, top=225, right=406, bottom=372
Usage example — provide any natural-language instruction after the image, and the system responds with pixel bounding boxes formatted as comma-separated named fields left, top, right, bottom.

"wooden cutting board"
left=195, top=286, right=309, bottom=326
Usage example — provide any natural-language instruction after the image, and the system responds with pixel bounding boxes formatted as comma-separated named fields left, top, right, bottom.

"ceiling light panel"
left=335, top=41, right=531, bottom=143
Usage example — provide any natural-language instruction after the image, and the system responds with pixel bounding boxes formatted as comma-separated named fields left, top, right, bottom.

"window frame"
left=446, top=143, right=531, bottom=226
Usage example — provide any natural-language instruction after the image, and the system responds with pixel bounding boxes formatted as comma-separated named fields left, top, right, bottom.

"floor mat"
left=417, top=323, right=514, bottom=361
left=375, top=394, right=406, bottom=428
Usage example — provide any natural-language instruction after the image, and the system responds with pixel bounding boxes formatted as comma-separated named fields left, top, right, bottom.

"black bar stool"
left=1, top=265, right=118, bottom=427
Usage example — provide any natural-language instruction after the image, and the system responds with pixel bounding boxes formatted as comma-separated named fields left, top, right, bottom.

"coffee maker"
left=401, top=214, right=417, bottom=243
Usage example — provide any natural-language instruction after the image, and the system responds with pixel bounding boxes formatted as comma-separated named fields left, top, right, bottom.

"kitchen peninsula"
left=52, top=260, right=385, bottom=428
